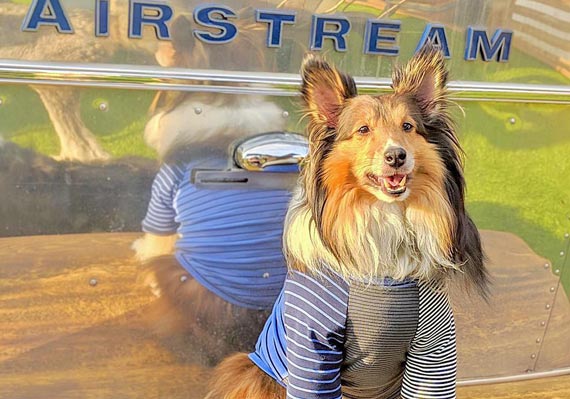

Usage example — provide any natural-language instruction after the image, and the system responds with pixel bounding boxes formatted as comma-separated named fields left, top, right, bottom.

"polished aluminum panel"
left=2, top=1, right=570, bottom=388
left=0, top=0, right=569, bottom=85
left=2, top=60, right=570, bottom=103
left=452, top=231, right=564, bottom=379
left=535, top=236, right=570, bottom=372
left=0, top=83, right=569, bottom=392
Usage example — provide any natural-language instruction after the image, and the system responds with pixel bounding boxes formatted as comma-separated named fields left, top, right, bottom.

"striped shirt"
left=142, top=160, right=292, bottom=309
left=250, top=269, right=457, bottom=399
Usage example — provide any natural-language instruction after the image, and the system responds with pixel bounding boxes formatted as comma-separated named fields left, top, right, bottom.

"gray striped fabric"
left=342, top=281, right=419, bottom=399
left=250, top=269, right=457, bottom=399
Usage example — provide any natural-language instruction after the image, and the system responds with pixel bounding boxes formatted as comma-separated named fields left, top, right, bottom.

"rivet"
left=540, top=321, right=546, bottom=327
left=282, top=111, right=289, bottom=118
left=560, top=251, right=565, bottom=257
left=555, top=269, right=560, bottom=275
left=262, top=272, right=270, bottom=278
left=98, top=102, right=108, bottom=112
left=545, top=304, right=551, bottom=310
left=564, top=233, right=569, bottom=239
left=550, top=287, right=556, bottom=293
left=536, top=338, right=542, bottom=343
left=89, top=278, right=98, bottom=287
left=194, top=107, right=202, bottom=115
left=180, top=275, right=188, bottom=283
left=508, top=117, right=516, bottom=124
left=544, top=263, right=550, bottom=269
left=106, top=176, right=111, bottom=181
left=530, top=353, right=536, bottom=359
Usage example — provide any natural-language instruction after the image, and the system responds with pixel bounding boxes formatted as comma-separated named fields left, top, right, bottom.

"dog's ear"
left=301, top=54, right=357, bottom=129
left=392, top=42, right=449, bottom=115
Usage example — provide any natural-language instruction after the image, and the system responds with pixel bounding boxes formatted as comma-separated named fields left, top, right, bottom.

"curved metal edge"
left=1, top=59, right=570, bottom=103
left=457, top=367, right=570, bottom=387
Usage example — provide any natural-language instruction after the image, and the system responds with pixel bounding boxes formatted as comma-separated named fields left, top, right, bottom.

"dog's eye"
left=358, top=126, right=370, bottom=135
left=402, top=122, right=413, bottom=132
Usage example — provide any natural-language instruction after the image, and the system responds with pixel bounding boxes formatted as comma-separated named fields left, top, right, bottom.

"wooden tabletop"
left=0, top=231, right=569, bottom=398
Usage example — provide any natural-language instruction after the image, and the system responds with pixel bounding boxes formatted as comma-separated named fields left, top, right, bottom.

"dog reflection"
left=133, top=14, right=293, bottom=365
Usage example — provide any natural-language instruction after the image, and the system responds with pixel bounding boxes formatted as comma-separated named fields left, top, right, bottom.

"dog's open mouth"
left=367, top=173, right=409, bottom=196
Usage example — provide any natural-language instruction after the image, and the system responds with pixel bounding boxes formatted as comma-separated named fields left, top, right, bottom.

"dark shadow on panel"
left=0, top=142, right=155, bottom=236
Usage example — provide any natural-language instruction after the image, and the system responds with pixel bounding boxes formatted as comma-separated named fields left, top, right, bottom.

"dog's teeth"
left=399, top=175, right=407, bottom=187
left=383, top=179, right=391, bottom=189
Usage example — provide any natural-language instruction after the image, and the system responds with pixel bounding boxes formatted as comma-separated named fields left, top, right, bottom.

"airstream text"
left=21, top=0, right=513, bottom=62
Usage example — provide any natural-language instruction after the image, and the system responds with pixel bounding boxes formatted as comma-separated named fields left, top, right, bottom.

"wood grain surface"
left=0, top=231, right=569, bottom=398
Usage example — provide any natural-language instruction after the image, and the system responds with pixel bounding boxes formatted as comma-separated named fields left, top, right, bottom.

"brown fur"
left=206, top=353, right=285, bottom=399
left=283, top=47, right=471, bottom=282
left=317, top=94, right=454, bottom=272
left=283, top=44, right=488, bottom=292
left=139, top=256, right=270, bottom=366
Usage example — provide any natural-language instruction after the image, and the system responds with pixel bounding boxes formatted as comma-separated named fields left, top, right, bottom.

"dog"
left=132, top=14, right=294, bottom=366
left=206, top=44, right=488, bottom=399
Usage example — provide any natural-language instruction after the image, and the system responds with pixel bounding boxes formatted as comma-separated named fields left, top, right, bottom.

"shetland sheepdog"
left=206, top=44, right=488, bottom=398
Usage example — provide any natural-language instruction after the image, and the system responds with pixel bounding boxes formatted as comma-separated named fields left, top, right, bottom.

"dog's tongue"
left=387, top=174, right=405, bottom=187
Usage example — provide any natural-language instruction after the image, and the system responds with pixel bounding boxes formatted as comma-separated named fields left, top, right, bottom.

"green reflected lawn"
left=0, top=86, right=156, bottom=159
left=458, top=101, right=570, bottom=295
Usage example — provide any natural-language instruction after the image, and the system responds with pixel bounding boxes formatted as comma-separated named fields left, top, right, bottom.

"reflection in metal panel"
left=0, top=0, right=568, bottom=82
left=4, top=60, right=570, bottom=103
left=1, top=84, right=569, bottom=395
left=233, top=132, right=308, bottom=172
left=452, top=231, right=562, bottom=379
left=1, top=0, right=570, bottom=396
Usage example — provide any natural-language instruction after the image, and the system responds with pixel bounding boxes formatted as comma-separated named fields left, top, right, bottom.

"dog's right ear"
left=301, top=54, right=357, bottom=129
left=391, top=42, right=449, bottom=117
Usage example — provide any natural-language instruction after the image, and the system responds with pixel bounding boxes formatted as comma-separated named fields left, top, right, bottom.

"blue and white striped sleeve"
left=283, top=269, right=349, bottom=399
left=401, top=281, right=457, bottom=399
left=142, top=164, right=185, bottom=235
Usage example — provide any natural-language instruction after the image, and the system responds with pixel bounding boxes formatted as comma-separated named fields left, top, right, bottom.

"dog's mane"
left=422, top=103, right=489, bottom=296
left=285, top=47, right=489, bottom=296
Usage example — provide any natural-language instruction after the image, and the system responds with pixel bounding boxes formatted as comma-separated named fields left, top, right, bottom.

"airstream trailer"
left=0, top=0, right=569, bottom=398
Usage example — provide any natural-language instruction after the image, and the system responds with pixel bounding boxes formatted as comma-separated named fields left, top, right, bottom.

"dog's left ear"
left=392, top=43, right=449, bottom=116
left=301, top=54, right=357, bottom=130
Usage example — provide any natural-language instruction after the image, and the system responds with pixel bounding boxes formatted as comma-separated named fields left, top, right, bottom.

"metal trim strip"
left=1, top=59, right=570, bottom=103
left=457, top=366, right=570, bottom=386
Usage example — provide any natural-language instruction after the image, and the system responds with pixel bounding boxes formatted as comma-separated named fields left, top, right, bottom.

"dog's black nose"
left=384, top=147, right=407, bottom=168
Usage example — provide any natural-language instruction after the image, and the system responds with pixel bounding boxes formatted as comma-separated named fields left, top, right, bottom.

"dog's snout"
left=384, top=147, right=407, bottom=168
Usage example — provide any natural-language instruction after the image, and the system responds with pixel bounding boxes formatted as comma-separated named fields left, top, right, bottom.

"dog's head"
left=299, top=44, right=488, bottom=295
left=301, top=45, right=453, bottom=205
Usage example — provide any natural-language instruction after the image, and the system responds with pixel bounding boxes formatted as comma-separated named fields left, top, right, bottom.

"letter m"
left=464, top=27, right=513, bottom=62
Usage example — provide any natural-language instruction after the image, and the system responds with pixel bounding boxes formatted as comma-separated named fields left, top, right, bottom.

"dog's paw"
left=132, top=233, right=177, bottom=262
left=131, top=236, right=150, bottom=261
